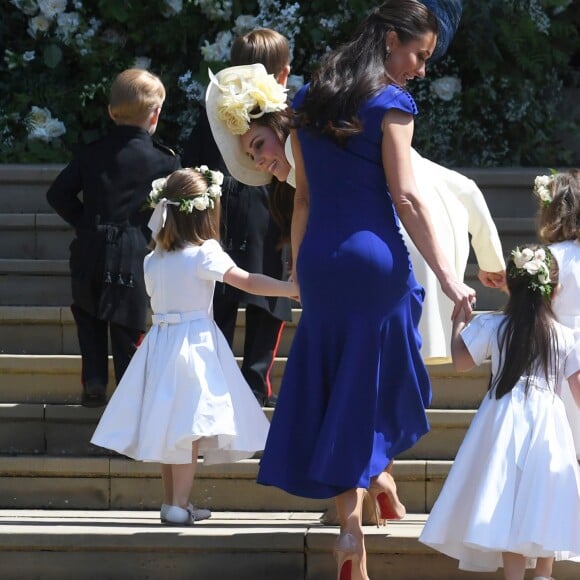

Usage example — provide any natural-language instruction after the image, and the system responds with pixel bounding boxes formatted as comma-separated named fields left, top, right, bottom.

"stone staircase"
left=2, top=165, right=577, bottom=579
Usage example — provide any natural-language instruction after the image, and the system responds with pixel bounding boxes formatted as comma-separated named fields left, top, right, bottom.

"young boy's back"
left=46, top=68, right=181, bottom=407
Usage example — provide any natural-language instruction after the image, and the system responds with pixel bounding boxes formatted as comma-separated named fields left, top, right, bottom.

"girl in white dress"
left=420, top=243, right=580, bottom=580
left=535, top=169, right=580, bottom=459
left=91, top=167, right=297, bottom=526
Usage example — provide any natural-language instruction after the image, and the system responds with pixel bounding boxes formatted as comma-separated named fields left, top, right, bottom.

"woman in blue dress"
left=256, top=1, right=471, bottom=578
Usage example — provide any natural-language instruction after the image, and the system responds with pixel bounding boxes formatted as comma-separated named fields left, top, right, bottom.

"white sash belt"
left=152, top=310, right=209, bottom=326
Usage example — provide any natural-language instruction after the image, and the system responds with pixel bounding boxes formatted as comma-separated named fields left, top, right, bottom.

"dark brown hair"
left=250, top=111, right=295, bottom=245
left=537, top=169, right=580, bottom=244
left=231, top=28, right=290, bottom=77
left=296, top=0, right=438, bottom=143
left=153, top=168, right=221, bottom=251
left=492, top=244, right=560, bottom=400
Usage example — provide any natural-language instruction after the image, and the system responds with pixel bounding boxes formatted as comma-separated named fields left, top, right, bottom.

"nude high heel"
left=369, top=471, right=406, bottom=526
left=334, top=532, right=367, bottom=580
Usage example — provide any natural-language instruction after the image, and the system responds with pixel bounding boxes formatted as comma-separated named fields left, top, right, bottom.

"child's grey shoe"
left=162, top=505, right=195, bottom=526
left=160, top=503, right=211, bottom=523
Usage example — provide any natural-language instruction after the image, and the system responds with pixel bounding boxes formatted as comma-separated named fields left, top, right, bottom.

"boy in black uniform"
left=46, top=68, right=181, bottom=407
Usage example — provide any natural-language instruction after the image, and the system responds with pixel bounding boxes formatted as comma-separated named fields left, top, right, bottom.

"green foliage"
left=1, top=0, right=578, bottom=166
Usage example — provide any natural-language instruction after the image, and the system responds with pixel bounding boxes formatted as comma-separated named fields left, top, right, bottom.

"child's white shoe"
left=533, top=576, right=555, bottom=580
left=160, top=503, right=211, bottom=524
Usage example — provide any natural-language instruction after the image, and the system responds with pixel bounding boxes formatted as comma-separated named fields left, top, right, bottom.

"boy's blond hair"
left=231, top=29, right=290, bottom=77
left=108, top=68, right=165, bottom=125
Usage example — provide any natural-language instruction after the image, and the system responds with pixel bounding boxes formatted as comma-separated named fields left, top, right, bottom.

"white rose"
left=23, top=50, right=36, bottom=61
left=523, top=259, right=542, bottom=275
left=430, top=76, right=462, bottom=102
left=151, top=177, right=167, bottom=195
left=27, top=14, right=51, bottom=37
left=534, top=248, right=545, bottom=262
left=210, top=170, right=224, bottom=186
left=208, top=184, right=221, bottom=197
left=192, top=195, right=209, bottom=211
left=45, top=117, right=66, bottom=139
left=37, top=0, right=67, bottom=18
left=26, top=105, right=51, bottom=127
left=512, top=247, right=534, bottom=269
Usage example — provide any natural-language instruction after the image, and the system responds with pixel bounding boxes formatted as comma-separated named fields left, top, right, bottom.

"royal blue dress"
left=257, top=84, right=431, bottom=499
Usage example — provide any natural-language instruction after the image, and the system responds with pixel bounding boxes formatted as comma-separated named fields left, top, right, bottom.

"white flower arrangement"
left=38, top=0, right=67, bottom=19
left=25, top=105, right=66, bottom=142
left=533, top=174, right=554, bottom=208
left=147, top=167, right=224, bottom=214
left=430, top=76, right=462, bottom=101
left=211, top=68, right=287, bottom=135
left=510, top=246, right=553, bottom=296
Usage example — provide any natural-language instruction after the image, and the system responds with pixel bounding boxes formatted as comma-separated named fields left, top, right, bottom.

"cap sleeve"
left=369, top=85, right=418, bottom=116
left=460, top=313, right=502, bottom=365
left=197, top=239, right=236, bottom=282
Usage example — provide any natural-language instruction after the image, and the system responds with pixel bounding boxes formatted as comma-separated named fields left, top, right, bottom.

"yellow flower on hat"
left=210, top=66, right=287, bottom=136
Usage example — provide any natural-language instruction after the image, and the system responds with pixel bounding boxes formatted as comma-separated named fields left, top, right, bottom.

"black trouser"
left=213, top=298, right=284, bottom=402
left=71, top=303, right=143, bottom=389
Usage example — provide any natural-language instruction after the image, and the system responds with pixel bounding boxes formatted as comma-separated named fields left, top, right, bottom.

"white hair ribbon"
left=147, top=197, right=180, bottom=238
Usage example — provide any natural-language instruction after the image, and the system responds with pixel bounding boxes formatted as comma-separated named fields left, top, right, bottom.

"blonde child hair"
left=536, top=169, right=580, bottom=244
left=231, top=28, right=290, bottom=82
left=152, top=168, right=221, bottom=251
left=108, top=68, right=165, bottom=125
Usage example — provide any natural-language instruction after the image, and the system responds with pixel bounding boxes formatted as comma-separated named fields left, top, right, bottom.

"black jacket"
left=46, top=124, right=181, bottom=330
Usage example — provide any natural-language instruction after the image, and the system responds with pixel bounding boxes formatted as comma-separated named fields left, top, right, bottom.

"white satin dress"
left=420, top=313, right=580, bottom=572
left=91, top=239, right=270, bottom=465
left=550, top=239, right=580, bottom=458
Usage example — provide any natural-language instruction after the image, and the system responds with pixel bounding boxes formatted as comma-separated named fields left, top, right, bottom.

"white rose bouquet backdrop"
left=1, top=0, right=578, bottom=166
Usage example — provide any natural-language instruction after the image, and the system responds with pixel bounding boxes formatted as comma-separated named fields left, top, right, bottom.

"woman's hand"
left=441, top=278, right=477, bottom=321
left=478, top=269, right=507, bottom=292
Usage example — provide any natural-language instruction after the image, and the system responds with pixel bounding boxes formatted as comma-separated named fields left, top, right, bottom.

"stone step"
left=0, top=210, right=536, bottom=262
left=0, top=213, right=73, bottom=260
left=0, top=259, right=71, bottom=305
left=1, top=510, right=576, bottom=579
left=0, top=259, right=507, bottom=309
left=0, top=403, right=475, bottom=460
left=0, top=457, right=452, bottom=514
left=0, top=306, right=300, bottom=357
left=0, top=164, right=544, bottom=219
left=0, top=354, right=490, bottom=408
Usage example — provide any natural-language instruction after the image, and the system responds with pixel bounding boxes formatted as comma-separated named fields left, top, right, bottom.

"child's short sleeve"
left=460, top=313, right=502, bottom=365
left=563, top=339, right=580, bottom=380
left=197, top=239, right=235, bottom=282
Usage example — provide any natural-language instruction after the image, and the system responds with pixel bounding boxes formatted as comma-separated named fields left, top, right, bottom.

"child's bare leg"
left=534, top=556, right=554, bottom=579
left=502, top=552, right=526, bottom=580
left=170, top=440, right=200, bottom=508
left=161, top=464, right=173, bottom=504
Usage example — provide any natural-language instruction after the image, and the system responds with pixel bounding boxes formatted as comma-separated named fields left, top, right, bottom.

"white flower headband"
left=147, top=166, right=224, bottom=237
left=533, top=174, right=555, bottom=208
left=509, top=246, right=553, bottom=297
left=209, top=67, right=287, bottom=136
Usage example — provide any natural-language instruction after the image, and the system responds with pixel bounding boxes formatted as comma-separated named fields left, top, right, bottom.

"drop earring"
left=385, top=46, right=391, bottom=61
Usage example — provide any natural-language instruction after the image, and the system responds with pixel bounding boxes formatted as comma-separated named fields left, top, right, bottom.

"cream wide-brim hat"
left=205, top=64, right=276, bottom=187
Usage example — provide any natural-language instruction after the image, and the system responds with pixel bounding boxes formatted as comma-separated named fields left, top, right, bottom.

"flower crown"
left=533, top=174, right=555, bottom=208
left=147, top=165, right=224, bottom=213
left=509, top=246, right=554, bottom=297
left=209, top=68, right=287, bottom=136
